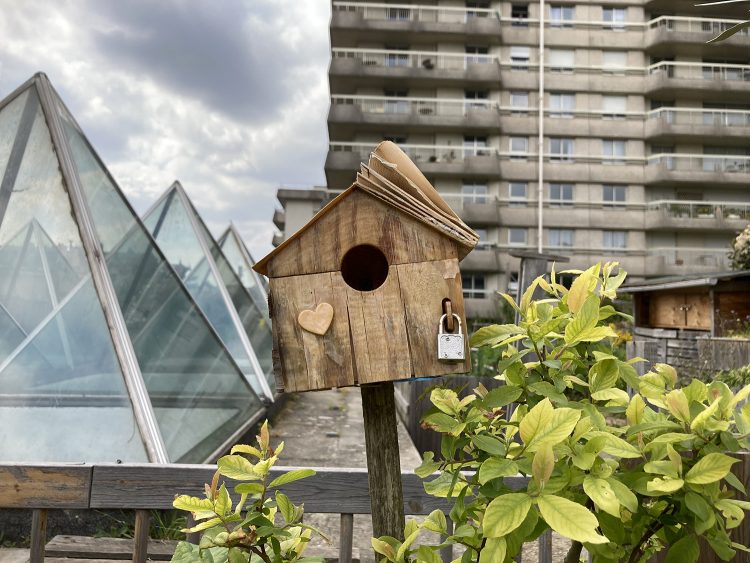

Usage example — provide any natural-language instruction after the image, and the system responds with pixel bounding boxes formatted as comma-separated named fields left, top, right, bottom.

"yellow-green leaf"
left=606, top=478, right=638, bottom=513
left=536, top=495, right=609, bottom=544
left=483, top=493, right=532, bottom=537
left=520, top=399, right=581, bottom=452
left=690, top=398, right=721, bottom=432
left=230, top=444, right=262, bottom=458
left=532, top=444, right=555, bottom=488
left=564, top=295, right=599, bottom=344
left=626, top=394, right=646, bottom=426
left=479, top=458, right=519, bottom=485
left=275, top=491, right=295, bottom=523
left=583, top=476, right=621, bottom=517
left=685, top=453, right=739, bottom=485
left=664, top=535, right=699, bottom=563
left=269, top=469, right=316, bottom=488
left=567, top=268, right=598, bottom=314
left=589, top=432, right=641, bottom=459
left=217, top=455, right=261, bottom=481
left=664, top=390, right=691, bottom=424
left=172, top=495, right=216, bottom=519
left=647, top=477, right=684, bottom=493
left=479, top=537, right=507, bottom=563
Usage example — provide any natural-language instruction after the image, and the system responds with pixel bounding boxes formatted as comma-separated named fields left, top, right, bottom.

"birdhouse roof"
left=255, top=142, right=478, bottom=276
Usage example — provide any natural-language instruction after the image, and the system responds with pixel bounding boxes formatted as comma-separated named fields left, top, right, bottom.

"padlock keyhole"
left=341, top=244, right=389, bottom=292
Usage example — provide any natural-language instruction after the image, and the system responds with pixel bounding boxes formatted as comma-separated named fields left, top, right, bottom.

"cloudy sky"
left=0, top=0, right=331, bottom=259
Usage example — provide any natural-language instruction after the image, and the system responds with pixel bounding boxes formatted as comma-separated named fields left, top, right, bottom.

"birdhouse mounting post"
left=361, top=381, right=405, bottom=541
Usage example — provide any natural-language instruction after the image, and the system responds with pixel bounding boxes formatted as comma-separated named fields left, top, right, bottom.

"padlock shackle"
left=439, top=313, right=462, bottom=335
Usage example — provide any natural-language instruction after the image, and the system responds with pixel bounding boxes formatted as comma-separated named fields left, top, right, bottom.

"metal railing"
left=329, top=142, right=499, bottom=162
left=331, top=95, right=498, bottom=116
left=648, top=61, right=750, bottom=82
left=648, top=14, right=749, bottom=36
left=332, top=48, right=498, bottom=70
left=439, top=192, right=500, bottom=209
left=647, top=153, right=750, bottom=173
left=647, top=247, right=731, bottom=268
left=332, top=1, right=498, bottom=22
left=647, top=200, right=750, bottom=220
left=648, top=107, right=750, bottom=127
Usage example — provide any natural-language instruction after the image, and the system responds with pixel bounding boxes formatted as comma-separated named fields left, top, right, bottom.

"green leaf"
left=483, top=493, right=533, bottom=538
left=664, top=535, right=699, bottom=563
left=690, top=398, right=720, bottom=432
left=181, top=517, right=223, bottom=534
left=171, top=541, right=202, bottom=563
left=217, top=455, right=260, bottom=481
left=229, top=444, right=262, bottom=458
left=664, top=390, right=691, bottom=424
left=684, top=491, right=712, bottom=522
left=422, top=509, right=448, bottom=534
left=536, top=494, right=609, bottom=544
left=520, top=398, right=581, bottom=452
left=214, top=483, right=232, bottom=515
left=564, top=295, right=599, bottom=344
left=471, top=435, right=507, bottom=456
left=415, top=452, right=441, bottom=478
left=626, top=394, right=646, bottom=426
left=606, top=478, right=638, bottom=513
left=588, top=432, right=642, bottom=459
left=685, top=453, right=739, bottom=485
left=590, top=359, right=619, bottom=393
left=269, top=469, right=316, bottom=488
left=478, top=457, right=519, bottom=485
left=583, top=476, right=621, bottom=517
left=172, top=496, right=217, bottom=519
left=591, top=388, right=630, bottom=406
left=470, top=324, right=525, bottom=348
left=416, top=546, right=441, bottom=563
left=275, top=491, right=295, bottom=523
left=646, top=477, right=684, bottom=493
left=233, top=483, right=264, bottom=495
left=227, top=548, right=247, bottom=563
left=371, top=538, right=396, bottom=559
left=479, top=537, right=507, bottom=563
left=483, top=385, right=523, bottom=409
left=532, top=444, right=555, bottom=488
left=567, top=268, right=598, bottom=314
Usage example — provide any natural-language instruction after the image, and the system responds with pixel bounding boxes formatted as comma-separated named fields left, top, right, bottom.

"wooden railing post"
left=133, top=509, right=150, bottom=563
left=29, top=508, right=47, bottom=563
left=339, top=513, right=354, bottom=563
left=440, top=518, right=453, bottom=563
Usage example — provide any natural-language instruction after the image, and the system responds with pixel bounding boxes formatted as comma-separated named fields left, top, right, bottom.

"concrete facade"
left=274, top=0, right=750, bottom=320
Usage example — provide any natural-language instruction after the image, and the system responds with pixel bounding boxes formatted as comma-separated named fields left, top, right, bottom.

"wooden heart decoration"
left=297, top=302, right=334, bottom=336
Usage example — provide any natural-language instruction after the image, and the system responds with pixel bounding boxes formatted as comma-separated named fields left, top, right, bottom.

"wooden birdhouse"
left=254, top=141, right=479, bottom=393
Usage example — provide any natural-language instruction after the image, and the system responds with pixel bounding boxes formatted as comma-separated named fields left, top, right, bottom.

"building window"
left=509, top=228, right=527, bottom=246
left=511, top=46, right=530, bottom=70
left=603, top=7, right=627, bottom=30
left=603, top=230, right=627, bottom=250
left=475, top=228, right=489, bottom=247
left=602, top=95, right=627, bottom=119
left=383, top=135, right=407, bottom=144
left=384, top=89, right=409, bottom=114
left=511, top=4, right=529, bottom=25
left=602, top=139, right=626, bottom=164
left=510, top=91, right=529, bottom=114
left=465, top=90, right=489, bottom=112
left=510, top=136, right=529, bottom=159
left=549, top=183, right=574, bottom=206
left=549, top=4, right=574, bottom=27
left=462, top=182, right=489, bottom=204
left=602, top=51, right=627, bottom=74
left=549, top=49, right=575, bottom=72
left=386, top=6, right=411, bottom=20
left=385, top=46, right=410, bottom=67
left=508, top=271, right=520, bottom=295
left=464, top=136, right=489, bottom=157
left=466, top=0, right=491, bottom=19
left=549, top=228, right=574, bottom=248
left=549, top=92, right=575, bottom=117
left=466, top=45, right=490, bottom=65
left=462, top=274, right=486, bottom=298
left=549, top=137, right=574, bottom=162
left=509, top=182, right=528, bottom=206
left=603, top=185, right=626, bottom=207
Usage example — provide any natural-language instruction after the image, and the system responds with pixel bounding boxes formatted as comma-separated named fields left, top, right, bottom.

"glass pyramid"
left=0, top=73, right=264, bottom=463
left=217, top=224, right=269, bottom=314
left=143, top=184, right=275, bottom=398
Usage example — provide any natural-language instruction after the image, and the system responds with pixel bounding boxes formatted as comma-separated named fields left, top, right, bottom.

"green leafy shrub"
left=374, top=263, right=750, bottom=563
left=716, top=364, right=750, bottom=389
left=170, top=421, right=326, bottom=563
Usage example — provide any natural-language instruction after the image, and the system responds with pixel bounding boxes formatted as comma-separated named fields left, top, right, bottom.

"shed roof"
left=621, top=270, right=750, bottom=293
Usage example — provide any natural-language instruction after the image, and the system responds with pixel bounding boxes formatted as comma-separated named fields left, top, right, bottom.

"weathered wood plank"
left=397, top=259, right=470, bottom=377
left=30, top=509, right=47, bottom=563
left=339, top=513, right=354, bottom=563
left=0, top=464, right=92, bottom=508
left=633, top=327, right=678, bottom=339
left=45, top=536, right=176, bottom=561
left=89, top=465, right=455, bottom=514
left=345, top=268, right=411, bottom=384
left=132, top=510, right=149, bottom=563
left=265, top=190, right=459, bottom=279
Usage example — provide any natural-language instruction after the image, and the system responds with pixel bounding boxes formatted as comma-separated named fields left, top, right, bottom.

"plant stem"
left=627, top=505, right=673, bottom=563
left=563, top=541, right=583, bottom=563
left=250, top=545, right=272, bottom=563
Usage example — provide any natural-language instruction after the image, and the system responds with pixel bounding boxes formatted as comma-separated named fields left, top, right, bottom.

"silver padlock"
left=437, top=313, right=465, bottom=361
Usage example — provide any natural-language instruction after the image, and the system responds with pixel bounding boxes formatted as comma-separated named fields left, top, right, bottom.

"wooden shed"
left=622, top=270, right=750, bottom=374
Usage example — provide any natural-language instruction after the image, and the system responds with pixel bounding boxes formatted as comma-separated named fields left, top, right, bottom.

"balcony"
left=272, top=208, right=285, bottom=230
left=503, top=18, right=644, bottom=49
left=440, top=193, right=501, bottom=224
left=645, top=154, right=750, bottom=185
left=497, top=245, right=647, bottom=277
left=328, top=96, right=501, bottom=134
left=326, top=143, right=502, bottom=187
left=645, top=107, right=750, bottom=143
left=331, top=2, right=502, bottom=42
left=499, top=153, right=645, bottom=185
left=645, top=200, right=750, bottom=231
left=271, top=232, right=284, bottom=247
left=645, top=16, right=750, bottom=56
left=329, top=49, right=501, bottom=89
left=645, top=62, right=750, bottom=102
left=645, top=247, right=731, bottom=276
left=497, top=200, right=646, bottom=230
left=500, top=62, right=646, bottom=94
left=461, top=245, right=501, bottom=271
left=463, top=289, right=503, bottom=320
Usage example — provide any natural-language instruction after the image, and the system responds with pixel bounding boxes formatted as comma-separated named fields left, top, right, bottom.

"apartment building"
left=274, top=0, right=750, bottom=320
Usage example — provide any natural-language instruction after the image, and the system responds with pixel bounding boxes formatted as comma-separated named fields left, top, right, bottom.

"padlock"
left=437, top=313, right=465, bottom=361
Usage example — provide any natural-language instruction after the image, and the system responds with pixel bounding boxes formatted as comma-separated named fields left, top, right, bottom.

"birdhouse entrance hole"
left=341, top=244, right=389, bottom=291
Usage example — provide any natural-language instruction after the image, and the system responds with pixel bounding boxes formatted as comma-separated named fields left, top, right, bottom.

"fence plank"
left=440, top=518, right=453, bottom=563
left=29, top=509, right=47, bottom=563
left=132, top=510, right=149, bottom=563
left=538, top=530, right=552, bottom=563
left=339, top=513, right=353, bottom=563
left=0, top=464, right=91, bottom=508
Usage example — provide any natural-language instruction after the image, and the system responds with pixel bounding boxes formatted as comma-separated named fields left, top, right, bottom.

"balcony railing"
left=463, top=288, right=495, bottom=299
left=329, top=142, right=499, bottom=162
left=647, top=153, right=750, bottom=174
left=647, top=247, right=730, bottom=269
left=331, top=95, right=498, bottom=117
left=647, top=107, right=750, bottom=127
left=648, top=61, right=750, bottom=82
left=647, top=200, right=750, bottom=221
left=648, top=15, right=749, bottom=36
left=332, top=48, right=498, bottom=70
left=332, top=1, right=498, bottom=23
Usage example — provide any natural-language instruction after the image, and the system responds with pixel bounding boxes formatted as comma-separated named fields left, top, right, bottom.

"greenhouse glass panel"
left=143, top=185, right=273, bottom=400
left=218, top=226, right=269, bottom=303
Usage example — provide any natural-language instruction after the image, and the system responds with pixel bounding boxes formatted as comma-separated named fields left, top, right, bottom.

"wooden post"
left=132, top=509, right=150, bottom=563
left=339, top=513, right=354, bottom=563
left=361, top=382, right=405, bottom=540
left=29, top=509, right=47, bottom=563
left=185, top=514, right=200, bottom=545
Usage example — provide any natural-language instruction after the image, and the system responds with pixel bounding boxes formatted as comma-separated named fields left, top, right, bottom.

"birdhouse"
left=254, top=142, right=479, bottom=393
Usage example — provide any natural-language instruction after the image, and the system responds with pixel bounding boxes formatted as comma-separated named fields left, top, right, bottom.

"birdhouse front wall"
left=268, top=258, right=470, bottom=393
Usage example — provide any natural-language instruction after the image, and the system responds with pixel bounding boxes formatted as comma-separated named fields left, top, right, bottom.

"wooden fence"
left=698, top=337, right=750, bottom=372
left=1, top=461, right=747, bottom=563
